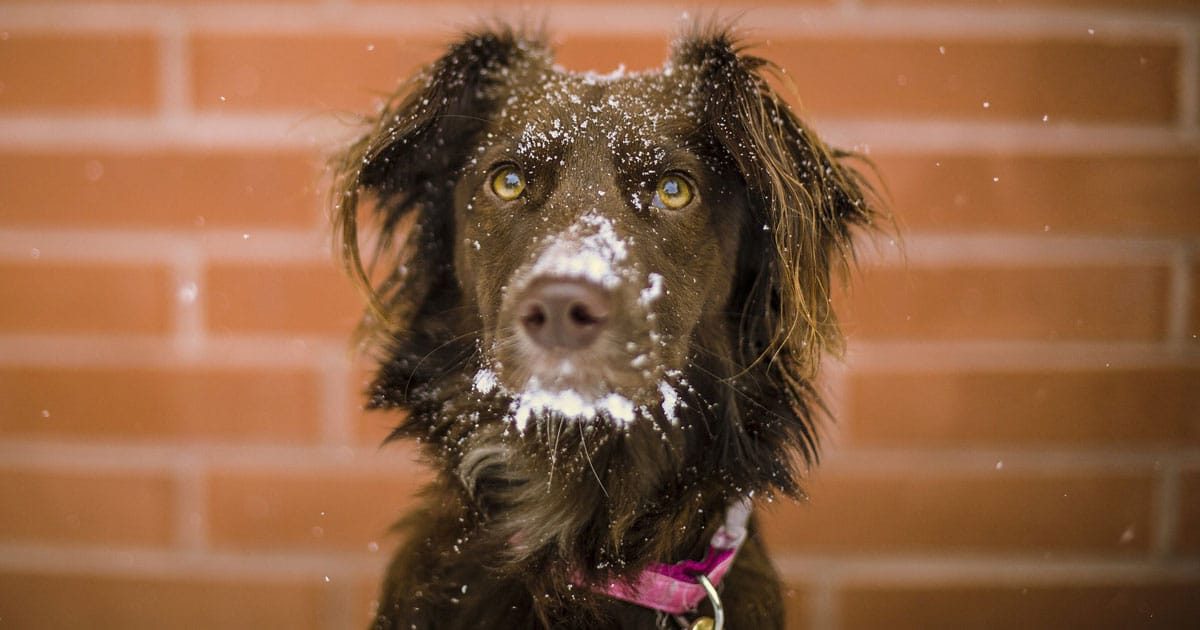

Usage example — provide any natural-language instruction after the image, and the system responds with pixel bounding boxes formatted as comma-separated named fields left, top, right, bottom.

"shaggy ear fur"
left=332, top=27, right=549, bottom=344
left=672, top=28, right=879, bottom=463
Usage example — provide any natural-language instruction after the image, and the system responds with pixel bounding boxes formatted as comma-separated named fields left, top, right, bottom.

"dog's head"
left=334, top=24, right=876, bottom=523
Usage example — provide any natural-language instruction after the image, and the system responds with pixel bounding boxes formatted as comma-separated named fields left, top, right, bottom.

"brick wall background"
left=1, top=1, right=1198, bottom=628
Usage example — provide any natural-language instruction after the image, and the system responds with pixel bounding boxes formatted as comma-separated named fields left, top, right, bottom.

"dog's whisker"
left=402, top=327, right=484, bottom=398
left=435, top=113, right=501, bottom=125
left=578, top=424, right=609, bottom=499
left=547, top=414, right=566, bottom=487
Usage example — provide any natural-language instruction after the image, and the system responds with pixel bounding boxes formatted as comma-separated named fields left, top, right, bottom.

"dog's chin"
left=480, top=356, right=678, bottom=432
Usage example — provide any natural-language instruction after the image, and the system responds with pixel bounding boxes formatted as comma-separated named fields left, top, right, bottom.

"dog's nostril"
left=517, top=279, right=611, bottom=351
left=568, top=302, right=602, bottom=327
left=522, top=303, right=548, bottom=329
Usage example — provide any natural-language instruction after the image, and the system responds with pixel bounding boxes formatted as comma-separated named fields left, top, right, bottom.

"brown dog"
left=332, top=22, right=878, bottom=629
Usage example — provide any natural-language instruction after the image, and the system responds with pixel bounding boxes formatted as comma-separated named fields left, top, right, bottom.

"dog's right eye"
left=652, top=174, right=693, bottom=210
left=490, top=165, right=526, bottom=201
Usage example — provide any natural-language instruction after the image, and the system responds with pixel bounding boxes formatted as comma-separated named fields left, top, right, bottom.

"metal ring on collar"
left=695, top=574, right=724, bottom=630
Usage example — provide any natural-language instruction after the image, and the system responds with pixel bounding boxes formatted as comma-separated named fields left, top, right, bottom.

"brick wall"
left=1, top=1, right=1197, bottom=628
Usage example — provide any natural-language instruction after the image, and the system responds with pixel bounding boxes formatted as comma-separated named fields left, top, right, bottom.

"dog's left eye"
left=652, top=174, right=693, bottom=210
left=490, top=165, right=526, bottom=201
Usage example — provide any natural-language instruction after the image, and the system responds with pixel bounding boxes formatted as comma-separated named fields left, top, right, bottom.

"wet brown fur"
left=332, top=22, right=879, bottom=629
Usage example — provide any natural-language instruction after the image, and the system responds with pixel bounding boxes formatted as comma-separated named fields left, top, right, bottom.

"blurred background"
left=1, top=0, right=1198, bottom=628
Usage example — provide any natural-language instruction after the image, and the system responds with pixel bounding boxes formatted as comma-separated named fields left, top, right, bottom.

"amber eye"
left=652, top=174, right=693, bottom=210
left=490, top=165, right=526, bottom=201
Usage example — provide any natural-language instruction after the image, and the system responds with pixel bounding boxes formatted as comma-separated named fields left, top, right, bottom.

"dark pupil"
left=662, top=179, right=680, bottom=196
left=503, top=172, right=521, bottom=189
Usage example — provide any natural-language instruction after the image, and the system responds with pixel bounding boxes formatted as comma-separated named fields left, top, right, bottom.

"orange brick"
left=204, top=262, right=361, bottom=335
left=189, top=34, right=441, bottom=111
left=1180, top=469, right=1200, bottom=553
left=761, top=470, right=1154, bottom=553
left=206, top=468, right=428, bottom=551
left=0, top=262, right=172, bottom=334
left=763, top=37, right=1177, bottom=123
left=0, top=151, right=322, bottom=230
left=0, top=33, right=158, bottom=112
left=839, top=581, right=1200, bottom=630
left=845, top=368, right=1200, bottom=448
left=0, top=572, right=323, bottom=630
left=871, top=152, right=1200, bottom=235
left=841, top=266, right=1170, bottom=341
left=0, top=366, right=321, bottom=443
left=0, top=468, right=173, bottom=546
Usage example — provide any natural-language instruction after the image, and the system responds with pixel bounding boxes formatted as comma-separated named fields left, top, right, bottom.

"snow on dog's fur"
left=332, top=22, right=880, bottom=629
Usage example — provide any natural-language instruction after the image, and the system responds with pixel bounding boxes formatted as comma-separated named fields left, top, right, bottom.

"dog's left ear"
left=672, top=29, right=880, bottom=380
left=332, top=28, right=549, bottom=340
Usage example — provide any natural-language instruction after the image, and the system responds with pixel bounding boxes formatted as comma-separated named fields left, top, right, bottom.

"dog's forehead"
left=487, top=68, right=700, bottom=161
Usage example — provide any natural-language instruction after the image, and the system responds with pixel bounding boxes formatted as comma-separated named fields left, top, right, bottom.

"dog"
left=331, top=22, right=878, bottom=629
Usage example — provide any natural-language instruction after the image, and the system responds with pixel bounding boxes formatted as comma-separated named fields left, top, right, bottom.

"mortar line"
left=838, top=0, right=862, bottom=14
left=858, top=233, right=1187, bottom=268
left=1166, top=245, right=1195, bottom=351
left=157, top=14, right=190, bottom=121
left=0, top=543, right=386, bottom=580
left=319, top=346, right=354, bottom=447
left=0, top=228, right=331, bottom=263
left=173, top=453, right=208, bottom=551
left=808, top=575, right=838, bottom=630
left=170, top=244, right=205, bottom=359
left=821, top=447, right=1200, bottom=475
left=0, top=335, right=349, bottom=368
left=773, top=554, right=1200, bottom=583
left=4, top=228, right=1191, bottom=266
left=819, top=362, right=850, bottom=455
left=1178, top=26, right=1199, bottom=133
left=323, top=578, right=357, bottom=630
left=1, top=116, right=1194, bottom=153
left=1151, top=460, right=1182, bottom=558
left=0, top=440, right=423, bottom=474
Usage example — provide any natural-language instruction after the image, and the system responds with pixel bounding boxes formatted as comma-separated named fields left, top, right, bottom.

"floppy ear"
left=331, top=27, right=549, bottom=342
left=672, top=29, right=880, bottom=383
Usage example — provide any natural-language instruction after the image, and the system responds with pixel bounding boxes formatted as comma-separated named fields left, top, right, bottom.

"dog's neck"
left=580, top=497, right=752, bottom=616
left=451, top=411, right=737, bottom=583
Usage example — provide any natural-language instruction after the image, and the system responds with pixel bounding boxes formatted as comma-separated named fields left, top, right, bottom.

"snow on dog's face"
left=453, top=68, right=746, bottom=430
left=334, top=27, right=874, bottom=451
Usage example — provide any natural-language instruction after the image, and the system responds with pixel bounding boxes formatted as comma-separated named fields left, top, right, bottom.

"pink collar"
left=585, top=499, right=751, bottom=616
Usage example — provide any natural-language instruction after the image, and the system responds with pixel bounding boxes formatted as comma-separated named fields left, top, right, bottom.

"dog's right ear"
left=332, top=27, right=548, bottom=340
left=671, top=27, right=879, bottom=380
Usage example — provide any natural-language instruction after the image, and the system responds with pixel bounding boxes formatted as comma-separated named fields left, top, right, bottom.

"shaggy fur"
left=332, top=23, right=879, bottom=629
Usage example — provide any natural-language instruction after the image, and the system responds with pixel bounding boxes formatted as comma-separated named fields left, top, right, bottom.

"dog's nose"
left=517, top=278, right=611, bottom=351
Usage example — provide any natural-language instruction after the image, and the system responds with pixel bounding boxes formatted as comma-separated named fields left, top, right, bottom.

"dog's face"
left=334, top=27, right=876, bottom=507
left=454, top=70, right=747, bottom=422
